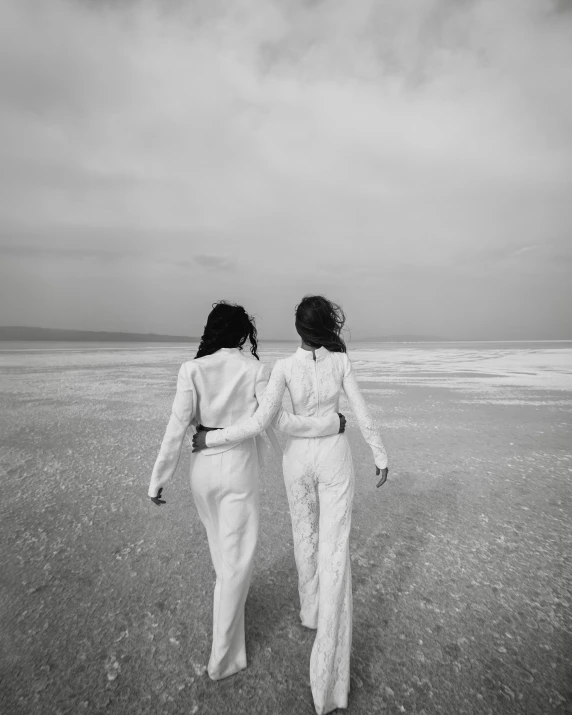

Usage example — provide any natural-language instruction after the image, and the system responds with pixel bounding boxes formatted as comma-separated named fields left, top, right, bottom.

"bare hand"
left=150, top=487, right=166, bottom=506
left=192, top=430, right=208, bottom=452
left=337, top=412, right=346, bottom=434
left=375, top=467, right=388, bottom=488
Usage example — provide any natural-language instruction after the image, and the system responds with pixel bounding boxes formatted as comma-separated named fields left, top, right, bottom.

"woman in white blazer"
left=148, top=301, right=343, bottom=681
left=193, top=296, right=389, bottom=714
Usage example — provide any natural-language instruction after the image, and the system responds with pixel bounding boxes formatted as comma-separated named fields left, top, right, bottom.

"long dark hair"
left=294, top=295, right=347, bottom=353
left=195, top=301, right=259, bottom=359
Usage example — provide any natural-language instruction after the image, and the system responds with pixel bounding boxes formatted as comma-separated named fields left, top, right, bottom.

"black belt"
left=196, top=424, right=222, bottom=432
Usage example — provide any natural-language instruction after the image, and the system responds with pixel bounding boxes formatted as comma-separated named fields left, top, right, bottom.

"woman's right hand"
left=337, top=412, right=346, bottom=433
left=192, top=430, right=208, bottom=452
left=376, top=466, right=388, bottom=488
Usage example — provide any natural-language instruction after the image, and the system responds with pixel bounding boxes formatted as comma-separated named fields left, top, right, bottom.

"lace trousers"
left=283, top=433, right=355, bottom=715
left=190, top=439, right=260, bottom=680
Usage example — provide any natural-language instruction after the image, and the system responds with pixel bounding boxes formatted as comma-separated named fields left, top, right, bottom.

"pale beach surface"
left=1, top=341, right=571, bottom=714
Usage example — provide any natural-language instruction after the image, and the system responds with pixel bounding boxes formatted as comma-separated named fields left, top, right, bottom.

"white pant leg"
left=312, top=434, right=355, bottom=715
left=190, top=439, right=259, bottom=680
left=283, top=434, right=355, bottom=714
left=283, top=440, right=320, bottom=628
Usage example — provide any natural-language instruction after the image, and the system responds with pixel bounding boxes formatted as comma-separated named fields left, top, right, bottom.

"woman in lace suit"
left=148, top=301, right=342, bottom=681
left=193, top=295, right=389, bottom=714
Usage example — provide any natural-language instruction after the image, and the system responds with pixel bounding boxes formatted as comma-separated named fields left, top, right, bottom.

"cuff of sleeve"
left=148, top=487, right=159, bottom=498
left=330, top=413, right=341, bottom=434
left=205, top=432, right=223, bottom=447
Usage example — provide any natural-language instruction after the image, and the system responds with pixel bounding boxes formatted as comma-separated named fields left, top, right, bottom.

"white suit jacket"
left=148, top=348, right=340, bottom=497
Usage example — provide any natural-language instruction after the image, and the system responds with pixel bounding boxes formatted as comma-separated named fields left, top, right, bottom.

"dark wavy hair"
left=195, top=301, right=259, bottom=360
left=294, top=295, right=347, bottom=353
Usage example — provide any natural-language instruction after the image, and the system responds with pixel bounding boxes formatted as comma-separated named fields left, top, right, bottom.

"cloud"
left=194, top=254, right=236, bottom=271
left=0, top=0, right=570, bottom=337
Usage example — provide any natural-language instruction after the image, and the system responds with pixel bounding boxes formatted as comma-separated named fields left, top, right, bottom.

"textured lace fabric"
left=206, top=348, right=388, bottom=470
left=283, top=432, right=355, bottom=714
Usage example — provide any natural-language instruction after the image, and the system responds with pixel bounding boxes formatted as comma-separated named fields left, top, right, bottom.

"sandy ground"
left=0, top=344, right=571, bottom=715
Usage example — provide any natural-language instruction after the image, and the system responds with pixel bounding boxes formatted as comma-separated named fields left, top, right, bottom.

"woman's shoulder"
left=232, top=352, right=273, bottom=382
left=276, top=354, right=295, bottom=371
left=326, top=350, right=350, bottom=376
left=325, top=349, right=349, bottom=363
left=327, top=349, right=348, bottom=359
left=179, top=359, right=197, bottom=377
left=261, top=356, right=290, bottom=381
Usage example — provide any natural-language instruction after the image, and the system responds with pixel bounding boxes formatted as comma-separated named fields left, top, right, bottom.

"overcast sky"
left=0, top=0, right=571, bottom=340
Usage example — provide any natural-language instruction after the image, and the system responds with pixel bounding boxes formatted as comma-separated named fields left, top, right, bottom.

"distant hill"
left=357, top=334, right=449, bottom=342
left=0, top=326, right=450, bottom=344
left=0, top=327, right=197, bottom=342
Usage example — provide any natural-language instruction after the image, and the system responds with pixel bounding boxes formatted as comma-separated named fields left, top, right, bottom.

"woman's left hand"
left=375, top=466, right=388, bottom=488
left=192, top=430, right=208, bottom=452
left=150, top=488, right=166, bottom=505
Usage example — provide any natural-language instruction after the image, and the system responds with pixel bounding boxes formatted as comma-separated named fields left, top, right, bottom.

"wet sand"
left=0, top=344, right=571, bottom=714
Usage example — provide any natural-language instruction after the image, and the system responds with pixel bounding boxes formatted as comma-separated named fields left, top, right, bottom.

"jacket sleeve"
left=205, top=361, right=289, bottom=447
left=254, top=364, right=339, bottom=437
left=342, top=354, right=388, bottom=469
left=148, top=363, right=195, bottom=497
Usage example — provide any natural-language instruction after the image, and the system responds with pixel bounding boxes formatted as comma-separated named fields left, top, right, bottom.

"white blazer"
left=148, top=348, right=340, bottom=497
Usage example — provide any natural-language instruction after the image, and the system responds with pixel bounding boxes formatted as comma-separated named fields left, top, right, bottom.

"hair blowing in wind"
left=295, top=295, right=347, bottom=353
left=195, top=301, right=259, bottom=360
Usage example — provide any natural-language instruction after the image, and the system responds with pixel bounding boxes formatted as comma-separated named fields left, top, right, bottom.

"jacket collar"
left=295, top=346, right=328, bottom=361
left=211, top=348, right=241, bottom=358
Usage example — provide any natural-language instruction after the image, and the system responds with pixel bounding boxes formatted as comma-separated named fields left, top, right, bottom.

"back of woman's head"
left=295, top=295, right=347, bottom=353
left=195, top=301, right=259, bottom=359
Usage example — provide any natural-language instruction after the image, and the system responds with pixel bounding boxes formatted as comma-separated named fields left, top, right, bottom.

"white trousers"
left=190, top=439, right=259, bottom=680
left=283, top=433, right=355, bottom=715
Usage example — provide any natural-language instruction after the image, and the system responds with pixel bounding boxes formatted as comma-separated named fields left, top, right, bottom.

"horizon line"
left=0, top=326, right=571, bottom=343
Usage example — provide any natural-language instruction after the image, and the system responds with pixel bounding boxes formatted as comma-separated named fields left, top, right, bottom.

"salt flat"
left=0, top=342, right=570, bottom=714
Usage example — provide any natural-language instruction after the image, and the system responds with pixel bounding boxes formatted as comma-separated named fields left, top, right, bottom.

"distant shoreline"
left=0, top=327, right=197, bottom=342
left=0, top=327, right=570, bottom=343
